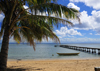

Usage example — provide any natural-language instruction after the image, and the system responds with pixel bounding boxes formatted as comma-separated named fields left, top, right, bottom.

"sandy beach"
left=7, top=59, right=100, bottom=71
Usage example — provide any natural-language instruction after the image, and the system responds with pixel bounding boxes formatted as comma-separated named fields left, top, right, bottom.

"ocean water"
left=0, top=43, right=100, bottom=60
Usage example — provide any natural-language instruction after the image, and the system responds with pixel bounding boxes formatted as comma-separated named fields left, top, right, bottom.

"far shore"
left=7, top=58, right=100, bottom=71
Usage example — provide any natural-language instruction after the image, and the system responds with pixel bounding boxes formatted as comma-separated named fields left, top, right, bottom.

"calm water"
left=0, top=43, right=100, bottom=60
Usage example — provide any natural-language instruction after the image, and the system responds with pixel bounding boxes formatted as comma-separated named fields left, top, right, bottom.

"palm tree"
left=0, top=0, right=80, bottom=70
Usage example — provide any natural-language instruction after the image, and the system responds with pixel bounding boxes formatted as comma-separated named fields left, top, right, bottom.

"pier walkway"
left=55, top=45, right=100, bottom=54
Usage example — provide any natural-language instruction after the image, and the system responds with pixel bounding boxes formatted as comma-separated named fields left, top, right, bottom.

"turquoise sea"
left=0, top=43, right=100, bottom=60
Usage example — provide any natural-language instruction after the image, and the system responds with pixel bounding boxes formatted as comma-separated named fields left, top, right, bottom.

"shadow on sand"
left=7, top=67, right=44, bottom=71
left=7, top=68, right=26, bottom=71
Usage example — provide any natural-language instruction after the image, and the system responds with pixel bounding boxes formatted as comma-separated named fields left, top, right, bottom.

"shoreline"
left=8, top=57, right=100, bottom=61
left=7, top=58, right=100, bottom=71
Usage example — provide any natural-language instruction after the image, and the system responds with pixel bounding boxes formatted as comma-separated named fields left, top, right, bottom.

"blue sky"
left=53, top=0, right=100, bottom=43
left=0, top=0, right=100, bottom=43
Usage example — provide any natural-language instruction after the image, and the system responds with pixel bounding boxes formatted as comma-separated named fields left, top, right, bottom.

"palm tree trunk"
left=0, top=26, right=10, bottom=71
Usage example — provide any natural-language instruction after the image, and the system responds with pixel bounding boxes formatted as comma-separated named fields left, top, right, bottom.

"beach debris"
left=17, top=59, right=21, bottom=63
left=52, top=54, right=54, bottom=56
left=95, top=67, right=100, bottom=71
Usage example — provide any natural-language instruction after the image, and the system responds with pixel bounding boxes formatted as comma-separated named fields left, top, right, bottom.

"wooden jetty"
left=55, top=45, right=100, bottom=54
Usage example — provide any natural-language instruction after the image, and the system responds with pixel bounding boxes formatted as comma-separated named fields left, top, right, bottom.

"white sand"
left=7, top=59, right=100, bottom=71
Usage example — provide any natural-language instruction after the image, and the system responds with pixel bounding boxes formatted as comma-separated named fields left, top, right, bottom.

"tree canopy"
left=0, top=0, right=80, bottom=47
left=0, top=0, right=80, bottom=70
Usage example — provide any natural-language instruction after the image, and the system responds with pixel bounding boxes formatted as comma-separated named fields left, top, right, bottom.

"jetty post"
left=94, top=49, right=96, bottom=53
left=91, top=49, right=93, bottom=53
left=98, top=49, right=100, bottom=54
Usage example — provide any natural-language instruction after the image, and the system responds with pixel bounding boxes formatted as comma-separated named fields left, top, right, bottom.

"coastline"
left=7, top=58, right=100, bottom=71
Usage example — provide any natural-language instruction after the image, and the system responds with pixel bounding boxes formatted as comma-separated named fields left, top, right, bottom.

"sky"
left=53, top=0, right=100, bottom=43
left=0, top=0, right=100, bottom=43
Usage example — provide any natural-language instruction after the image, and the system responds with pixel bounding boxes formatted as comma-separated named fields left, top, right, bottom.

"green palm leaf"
left=0, top=0, right=80, bottom=49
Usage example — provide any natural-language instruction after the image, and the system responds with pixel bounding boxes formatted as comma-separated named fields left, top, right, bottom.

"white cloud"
left=90, top=33, right=93, bottom=35
left=72, top=10, right=100, bottom=34
left=67, top=3, right=80, bottom=11
left=70, top=0, right=100, bottom=10
left=9, top=37, right=16, bottom=43
left=60, top=37, right=100, bottom=43
left=23, top=5, right=29, bottom=9
left=72, top=11, right=94, bottom=30
left=0, top=14, right=4, bottom=22
left=8, top=37, right=100, bottom=43
left=55, top=27, right=82, bottom=38
left=95, top=33, right=100, bottom=35
left=91, top=10, right=100, bottom=23
left=23, top=5, right=30, bottom=13
left=7, top=35, right=100, bottom=43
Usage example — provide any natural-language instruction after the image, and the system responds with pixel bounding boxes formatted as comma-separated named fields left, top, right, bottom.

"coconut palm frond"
left=0, top=0, right=80, bottom=47
left=13, top=30, right=21, bottom=44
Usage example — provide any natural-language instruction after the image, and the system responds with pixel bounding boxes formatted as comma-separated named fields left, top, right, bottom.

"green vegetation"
left=0, top=0, right=80, bottom=71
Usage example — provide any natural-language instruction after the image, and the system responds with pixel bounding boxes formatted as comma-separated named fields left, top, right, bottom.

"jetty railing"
left=55, top=45, right=100, bottom=54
